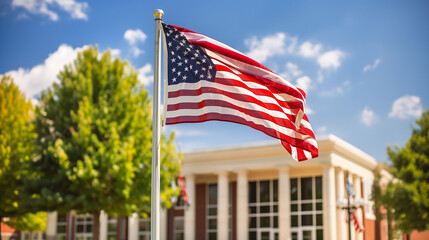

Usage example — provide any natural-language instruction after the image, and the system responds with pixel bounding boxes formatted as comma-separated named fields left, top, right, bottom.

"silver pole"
left=151, top=9, right=164, bottom=240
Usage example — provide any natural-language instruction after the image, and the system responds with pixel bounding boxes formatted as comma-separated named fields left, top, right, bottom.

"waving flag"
left=352, top=210, right=365, bottom=232
left=346, top=209, right=365, bottom=232
left=347, top=175, right=356, bottom=198
left=178, top=173, right=190, bottom=206
left=345, top=173, right=364, bottom=232
left=162, top=23, right=318, bottom=161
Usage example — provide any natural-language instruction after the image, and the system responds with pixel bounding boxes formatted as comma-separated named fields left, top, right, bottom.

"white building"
left=26, top=134, right=391, bottom=240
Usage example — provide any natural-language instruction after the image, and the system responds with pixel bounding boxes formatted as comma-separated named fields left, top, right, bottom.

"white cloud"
left=12, top=0, right=89, bottom=21
left=389, top=95, right=423, bottom=119
left=137, top=64, right=153, bottom=86
left=2, top=44, right=88, bottom=99
left=298, top=41, right=322, bottom=58
left=124, top=29, right=146, bottom=57
left=305, top=106, right=314, bottom=115
left=16, top=12, right=30, bottom=20
left=361, top=106, right=377, bottom=126
left=286, top=36, right=298, bottom=54
left=363, top=58, right=381, bottom=73
left=124, top=29, right=147, bottom=45
left=317, top=50, right=345, bottom=70
left=1, top=44, right=121, bottom=101
left=319, top=80, right=351, bottom=97
left=245, top=33, right=294, bottom=63
left=110, top=49, right=121, bottom=58
left=295, top=76, right=312, bottom=93
left=285, top=62, right=302, bottom=77
left=317, top=126, right=327, bottom=135
left=131, top=46, right=144, bottom=57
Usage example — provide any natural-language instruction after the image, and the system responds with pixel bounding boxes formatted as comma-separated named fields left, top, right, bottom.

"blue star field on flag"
left=162, top=23, right=216, bottom=86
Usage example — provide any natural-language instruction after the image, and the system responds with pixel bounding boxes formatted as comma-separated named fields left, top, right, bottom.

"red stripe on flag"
left=168, top=86, right=301, bottom=117
left=166, top=98, right=315, bottom=139
left=165, top=112, right=318, bottom=161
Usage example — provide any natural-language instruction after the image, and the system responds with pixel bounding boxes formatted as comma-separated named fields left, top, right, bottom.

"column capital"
left=278, top=166, right=290, bottom=172
left=216, top=171, right=229, bottom=177
left=335, top=166, right=344, bottom=172
left=184, top=173, right=195, bottom=179
left=233, top=169, right=248, bottom=174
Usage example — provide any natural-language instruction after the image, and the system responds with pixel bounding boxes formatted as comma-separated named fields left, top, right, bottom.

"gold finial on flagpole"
left=154, top=9, right=164, bottom=19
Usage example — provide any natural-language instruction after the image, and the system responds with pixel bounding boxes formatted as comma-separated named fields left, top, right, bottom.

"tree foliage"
left=382, top=109, right=429, bottom=234
left=0, top=75, right=35, bottom=218
left=7, top=212, right=47, bottom=232
left=26, top=46, right=179, bottom=239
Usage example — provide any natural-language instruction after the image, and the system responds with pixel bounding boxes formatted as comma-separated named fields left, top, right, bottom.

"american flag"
left=346, top=173, right=356, bottom=198
left=177, top=173, right=189, bottom=206
left=346, top=209, right=365, bottom=233
left=352, top=210, right=365, bottom=232
left=162, top=23, right=318, bottom=161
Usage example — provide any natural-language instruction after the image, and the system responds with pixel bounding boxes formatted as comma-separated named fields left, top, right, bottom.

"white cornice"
left=182, top=134, right=379, bottom=175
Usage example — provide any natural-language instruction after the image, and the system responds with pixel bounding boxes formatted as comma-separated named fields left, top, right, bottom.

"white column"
left=99, top=211, right=108, bottom=240
left=323, top=166, right=337, bottom=240
left=184, top=174, right=195, bottom=240
left=128, top=213, right=139, bottom=240
left=336, top=169, right=347, bottom=240
left=217, top=172, right=229, bottom=240
left=279, top=167, right=291, bottom=240
left=37, top=231, right=43, bottom=240
left=45, top=211, right=57, bottom=240
left=236, top=170, right=248, bottom=240
left=160, top=208, right=167, bottom=240
left=354, top=176, right=364, bottom=240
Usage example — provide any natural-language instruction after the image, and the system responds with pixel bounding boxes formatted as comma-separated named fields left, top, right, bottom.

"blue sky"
left=1, top=0, right=428, bottom=162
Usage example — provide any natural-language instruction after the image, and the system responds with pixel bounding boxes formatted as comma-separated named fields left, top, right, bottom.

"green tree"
left=27, top=47, right=179, bottom=240
left=0, top=76, right=36, bottom=233
left=6, top=212, right=47, bottom=240
left=382, top=109, right=429, bottom=239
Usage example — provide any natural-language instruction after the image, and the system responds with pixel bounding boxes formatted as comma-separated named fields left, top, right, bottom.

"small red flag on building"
left=161, top=23, right=318, bottom=161
left=352, top=210, right=365, bottom=232
left=177, top=172, right=189, bottom=206
left=345, top=209, right=365, bottom=233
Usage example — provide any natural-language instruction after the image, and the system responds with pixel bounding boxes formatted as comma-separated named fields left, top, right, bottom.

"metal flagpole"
left=152, top=8, right=164, bottom=240
left=346, top=172, right=352, bottom=240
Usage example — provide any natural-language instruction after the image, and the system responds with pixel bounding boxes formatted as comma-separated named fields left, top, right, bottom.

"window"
left=207, top=183, right=217, bottom=240
left=21, top=232, right=45, bottom=240
left=138, top=218, right=150, bottom=240
left=248, top=179, right=279, bottom=240
left=56, top=214, right=67, bottom=240
left=173, top=217, right=184, bottom=240
left=290, top=176, right=323, bottom=240
left=75, top=214, right=93, bottom=240
left=205, top=182, right=232, bottom=240
left=22, top=232, right=30, bottom=240
left=107, top=217, right=117, bottom=240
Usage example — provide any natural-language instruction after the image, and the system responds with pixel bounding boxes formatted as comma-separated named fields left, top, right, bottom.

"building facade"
left=167, top=134, right=380, bottom=240
left=3, top=134, right=401, bottom=240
